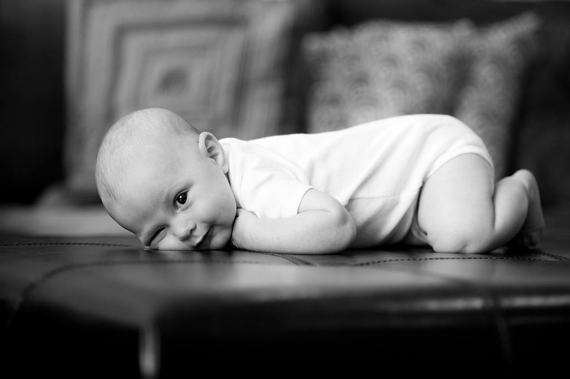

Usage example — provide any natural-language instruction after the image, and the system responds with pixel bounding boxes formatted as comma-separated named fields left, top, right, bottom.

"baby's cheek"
left=218, top=228, right=234, bottom=249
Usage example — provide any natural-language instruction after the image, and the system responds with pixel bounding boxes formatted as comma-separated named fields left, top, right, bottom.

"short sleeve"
left=224, top=139, right=313, bottom=219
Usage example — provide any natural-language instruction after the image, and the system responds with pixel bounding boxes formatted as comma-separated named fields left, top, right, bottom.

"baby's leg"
left=508, top=169, right=545, bottom=247
left=416, top=154, right=544, bottom=253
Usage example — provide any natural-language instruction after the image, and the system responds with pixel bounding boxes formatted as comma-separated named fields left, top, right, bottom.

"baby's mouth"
left=195, top=228, right=211, bottom=249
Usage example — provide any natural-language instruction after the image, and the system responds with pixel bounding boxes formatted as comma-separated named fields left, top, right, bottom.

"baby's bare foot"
left=510, top=169, right=545, bottom=247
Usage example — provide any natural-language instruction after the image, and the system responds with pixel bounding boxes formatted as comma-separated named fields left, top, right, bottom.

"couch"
left=1, top=0, right=570, bottom=376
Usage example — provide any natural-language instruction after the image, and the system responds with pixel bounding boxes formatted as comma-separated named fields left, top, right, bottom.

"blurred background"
left=1, top=0, right=569, bottom=237
left=1, top=0, right=65, bottom=205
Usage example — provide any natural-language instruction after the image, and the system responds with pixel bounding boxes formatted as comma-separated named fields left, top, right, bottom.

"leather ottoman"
left=1, top=235, right=569, bottom=377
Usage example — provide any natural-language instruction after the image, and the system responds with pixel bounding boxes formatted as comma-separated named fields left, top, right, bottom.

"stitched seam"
left=0, top=242, right=133, bottom=248
left=531, top=249, right=570, bottom=262
left=354, top=256, right=555, bottom=267
left=4, top=258, right=283, bottom=338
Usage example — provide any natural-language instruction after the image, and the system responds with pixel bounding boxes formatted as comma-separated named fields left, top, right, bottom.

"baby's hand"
left=231, top=208, right=258, bottom=250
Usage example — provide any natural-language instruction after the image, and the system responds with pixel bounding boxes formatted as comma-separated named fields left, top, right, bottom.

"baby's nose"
left=171, top=221, right=194, bottom=241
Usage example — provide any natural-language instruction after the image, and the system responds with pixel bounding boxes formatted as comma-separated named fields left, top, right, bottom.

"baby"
left=96, top=107, right=544, bottom=254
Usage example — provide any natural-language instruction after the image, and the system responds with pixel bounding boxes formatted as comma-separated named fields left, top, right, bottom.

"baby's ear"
left=198, top=132, right=228, bottom=173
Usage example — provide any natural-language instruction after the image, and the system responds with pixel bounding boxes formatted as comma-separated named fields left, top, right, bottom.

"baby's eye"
left=176, top=191, right=187, bottom=206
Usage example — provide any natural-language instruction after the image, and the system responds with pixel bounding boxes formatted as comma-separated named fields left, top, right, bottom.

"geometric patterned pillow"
left=63, top=0, right=323, bottom=203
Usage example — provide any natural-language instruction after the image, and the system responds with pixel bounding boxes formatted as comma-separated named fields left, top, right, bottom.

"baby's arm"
left=231, top=189, right=356, bottom=254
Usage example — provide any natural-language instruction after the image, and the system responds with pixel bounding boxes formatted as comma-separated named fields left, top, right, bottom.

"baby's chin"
left=209, top=227, right=233, bottom=250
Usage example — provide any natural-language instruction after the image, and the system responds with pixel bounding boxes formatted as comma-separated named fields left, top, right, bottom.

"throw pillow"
left=303, top=13, right=540, bottom=179
left=64, top=0, right=323, bottom=203
left=454, top=13, right=540, bottom=179
left=303, top=20, right=472, bottom=133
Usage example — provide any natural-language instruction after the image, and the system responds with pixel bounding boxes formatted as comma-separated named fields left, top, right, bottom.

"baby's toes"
left=525, top=229, right=542, bottom=247
left=510, top=229, right=542, bottom=249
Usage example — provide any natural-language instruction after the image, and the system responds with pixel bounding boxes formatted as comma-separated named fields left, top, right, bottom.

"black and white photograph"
left=1, top=0, right=570, bottom=376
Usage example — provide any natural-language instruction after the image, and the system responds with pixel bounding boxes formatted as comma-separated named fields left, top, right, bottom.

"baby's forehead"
left=122, top=135, right=198, bottom=182
left=121, top=126, right=186, bottom=159
left=125, top=143, right=176, bottom=175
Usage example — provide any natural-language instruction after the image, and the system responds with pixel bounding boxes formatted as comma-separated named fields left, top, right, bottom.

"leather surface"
left=1, top=236, right=569, bottom=376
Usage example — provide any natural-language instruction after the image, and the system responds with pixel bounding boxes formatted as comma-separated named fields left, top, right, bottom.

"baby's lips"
left=195, top=229, right=210, bottom=249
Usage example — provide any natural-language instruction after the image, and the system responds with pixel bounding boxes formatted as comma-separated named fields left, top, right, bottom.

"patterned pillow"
left=454, top=13, right=540, bottom=178
left=64, top=0, right=323, bottom=203
left=304, top=20, right=472, bottom=133
left=303, top=13, right=540, bottom=179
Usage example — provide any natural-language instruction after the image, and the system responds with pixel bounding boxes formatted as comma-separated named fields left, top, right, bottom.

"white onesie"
left=221, top=114, right=493, bottom=248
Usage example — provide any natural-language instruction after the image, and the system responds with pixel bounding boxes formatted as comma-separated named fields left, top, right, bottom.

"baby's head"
left=96, top=108, right=236, bottom=250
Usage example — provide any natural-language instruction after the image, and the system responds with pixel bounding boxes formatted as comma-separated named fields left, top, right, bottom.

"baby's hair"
left=96, top=108, right=199, bottom=209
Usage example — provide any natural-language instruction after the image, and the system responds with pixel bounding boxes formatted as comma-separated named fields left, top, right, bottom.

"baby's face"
left=109, top=137, right=236, bottom=250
